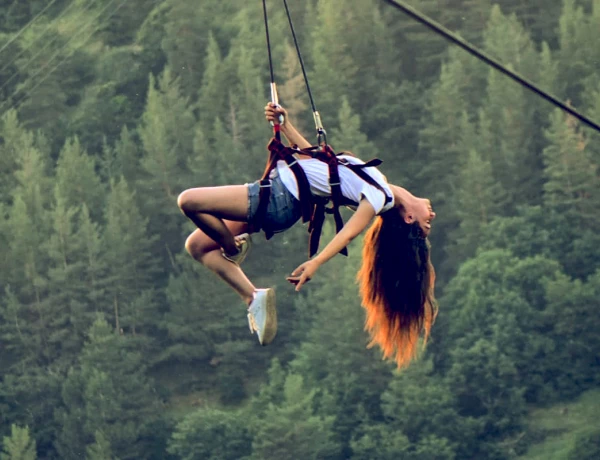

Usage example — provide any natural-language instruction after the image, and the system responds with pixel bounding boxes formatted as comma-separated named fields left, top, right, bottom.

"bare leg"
left=178, top=185, right=256, bottom=304
left=185, top=227, right=255, bottom=305
left=178, top=185, right=250, bottom=255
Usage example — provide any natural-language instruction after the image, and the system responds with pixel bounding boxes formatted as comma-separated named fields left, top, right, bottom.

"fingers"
left=286, top=274, right=310, bottom=291
left=264, top=102, right=286, bottom=123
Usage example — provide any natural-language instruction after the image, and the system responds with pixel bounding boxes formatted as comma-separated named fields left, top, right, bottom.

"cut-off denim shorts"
left=247, top=169, right=302, bottom=234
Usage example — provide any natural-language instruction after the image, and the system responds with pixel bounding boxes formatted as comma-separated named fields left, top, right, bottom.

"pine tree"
left=542, top=109, right=600, bottom=278
left=196, top=34, right=228, bottom=132
left=138, top=68, right=196, bottom=249
left=167, top=408, right=251, bottom=460
left=0, top=111, right=28, bottom=205
left=288, top=227, right=390, bottom=456
left=56, top=316, right=161, bottom=460
left=448, top=113, right=506, bottom=265
left=100, top=126, right=141, bottom=186
left=446, top=338, right=526, bottom=447
left=278, top=42, right=310, bottom=134
left=102, top=178, right=161, bottom=336
left=249, top=372, right=341, bottom=459
left=54, top=137, right=104, bottom=221
left=350, top=423, right=411, bottom=460
left=380, top=360, right=475, bottom=458
left=557, top=0, right=600, bottom=107
left=543, top=110, right=599, bottom=227
left=309, top=0, right=359, bottom=123
left=544, top=270, right=600, bottom=397
left=329, top=97, right=376, bottom=156
left=85, top=431, right=115, bottom=460
left=1, top=425, right=37, bottom=460
left=158, top=250, right=242, bottom=364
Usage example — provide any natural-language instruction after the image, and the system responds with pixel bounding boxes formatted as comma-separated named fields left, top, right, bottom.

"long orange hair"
left=357, top=210, right=437, bottom=369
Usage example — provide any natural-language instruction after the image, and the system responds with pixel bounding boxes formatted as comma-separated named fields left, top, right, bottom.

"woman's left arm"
left=287, top=199, right=376, bottom=291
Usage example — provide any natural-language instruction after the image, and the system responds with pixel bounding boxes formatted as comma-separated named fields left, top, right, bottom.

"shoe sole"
left=260, top=288, right=277, bottom=346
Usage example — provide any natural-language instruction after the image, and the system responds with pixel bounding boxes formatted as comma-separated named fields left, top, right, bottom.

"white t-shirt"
left=276, top=155, right=395, bottom=215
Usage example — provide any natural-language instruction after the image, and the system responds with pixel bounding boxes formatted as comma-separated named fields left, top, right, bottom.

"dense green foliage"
left=0, top=0, right=599, bottom=458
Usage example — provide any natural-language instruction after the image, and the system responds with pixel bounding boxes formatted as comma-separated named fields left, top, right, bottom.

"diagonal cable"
left=0, top=0, right=60, bottom=56
left=0, top=0, right=100, bottom=99
left=0, top=0, right=87, bottom=82
left=1, top=0, right=126, bottom=115
left=381, top=0, right=600, bottom=134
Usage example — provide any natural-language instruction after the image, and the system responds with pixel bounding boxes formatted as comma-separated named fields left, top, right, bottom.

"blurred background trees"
left=0, top=0, right=599, bottom=458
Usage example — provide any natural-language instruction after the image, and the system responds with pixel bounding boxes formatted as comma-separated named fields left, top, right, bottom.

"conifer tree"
left=196, top=34, right=228, bottom=132
left=557, top=0, right=600, bottom=107
left=278, top=42, right=310, bottom=133
left=350, top=423, right=411, bottom=460
left=249, top=372, right=341, bottom=459
left=85, top=431, right=115, bottom=460
left=542, top=109, right=600, bottom=277
left=544, top=270, right=600, bottom=396
left=380, top=360, right=475, bottom=458
left=167, top=408, right=252, bottom=460
left=100, top=126, right=141, bottom=186
left=448, top=124, right=506, bottom=265
left=329, top=97, right=376, bottom=156
left=309, top=0, right=359, bottom=122
left=102, top=178, right=161, bottom=336
left=54, top=137, right=104, bottom=221
left=56, top=316, right=160, bottom=460
left=138, top=68, right=196, bottom=248
left=0, top=111, right=27, bottom=205
left=288, top=227, right=390, bottom=455
left=1, top=425, right=37, bottom=460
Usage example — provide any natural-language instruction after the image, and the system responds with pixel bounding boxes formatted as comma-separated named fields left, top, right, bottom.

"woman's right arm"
left=265, top=103, right=312, bottom=149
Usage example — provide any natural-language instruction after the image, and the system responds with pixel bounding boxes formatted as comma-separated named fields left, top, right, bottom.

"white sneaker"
left=222, top=233, right=252, bottom=265
left=247, top=288, right=277, bottom=346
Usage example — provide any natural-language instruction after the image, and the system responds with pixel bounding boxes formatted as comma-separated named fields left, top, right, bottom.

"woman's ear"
left=404, top=214, right=414, bottom=224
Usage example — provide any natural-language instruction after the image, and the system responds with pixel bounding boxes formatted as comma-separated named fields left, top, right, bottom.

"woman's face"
left=388, top=185, right=436, bottom=236
left=404, top=198, right=436, bottom=236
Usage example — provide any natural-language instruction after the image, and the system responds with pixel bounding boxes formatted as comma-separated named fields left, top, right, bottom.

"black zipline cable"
left=282, top=0, right=317, bottom=114
left=262, top=0, right=276, bottom=87
left=381, top=0, right=600, bottom=134
left=281, top=0, right=326, bottom=142
left=262, top=0, right=326, bottom=142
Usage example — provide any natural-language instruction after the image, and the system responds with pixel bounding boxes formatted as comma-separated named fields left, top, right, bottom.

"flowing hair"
left=357, top=209, right=438, bottom=369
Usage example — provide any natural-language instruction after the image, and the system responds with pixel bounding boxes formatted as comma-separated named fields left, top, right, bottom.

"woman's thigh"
left=178, top=185, right=249, bottom=222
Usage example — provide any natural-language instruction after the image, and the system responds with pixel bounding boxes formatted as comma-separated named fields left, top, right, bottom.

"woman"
left=177, top=103, right=437, bottom=368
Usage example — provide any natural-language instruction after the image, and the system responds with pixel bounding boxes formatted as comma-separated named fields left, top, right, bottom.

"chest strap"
left=255, top=138, right=389, bottom=258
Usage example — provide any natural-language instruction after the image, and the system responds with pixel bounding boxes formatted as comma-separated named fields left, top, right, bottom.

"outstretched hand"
left=287, top=259, right=321, bottom=291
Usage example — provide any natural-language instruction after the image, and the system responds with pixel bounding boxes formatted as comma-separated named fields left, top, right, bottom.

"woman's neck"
left=390, top=185, right=417, bottom=211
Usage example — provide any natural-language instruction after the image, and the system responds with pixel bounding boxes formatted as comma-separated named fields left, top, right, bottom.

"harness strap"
left=254, top=140, right=389, bottom=258
left=254, top=137, right=314, bottom=240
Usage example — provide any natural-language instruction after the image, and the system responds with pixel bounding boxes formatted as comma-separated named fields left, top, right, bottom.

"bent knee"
left=185, top=232, right=215, bottom=261
left=177, top=189, right=196, bottom=214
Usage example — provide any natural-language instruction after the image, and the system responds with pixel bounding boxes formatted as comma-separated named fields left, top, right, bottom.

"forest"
left=0, top=0, right=599, bottom=458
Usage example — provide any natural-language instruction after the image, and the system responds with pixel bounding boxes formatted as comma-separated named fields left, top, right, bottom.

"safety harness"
left=259, top=0, right=391, bottom=257
left=254, top=125, right=391, bottom=257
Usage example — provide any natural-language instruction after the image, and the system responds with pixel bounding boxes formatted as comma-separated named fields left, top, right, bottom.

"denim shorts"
left=247, top=170, right=302, bottom=234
